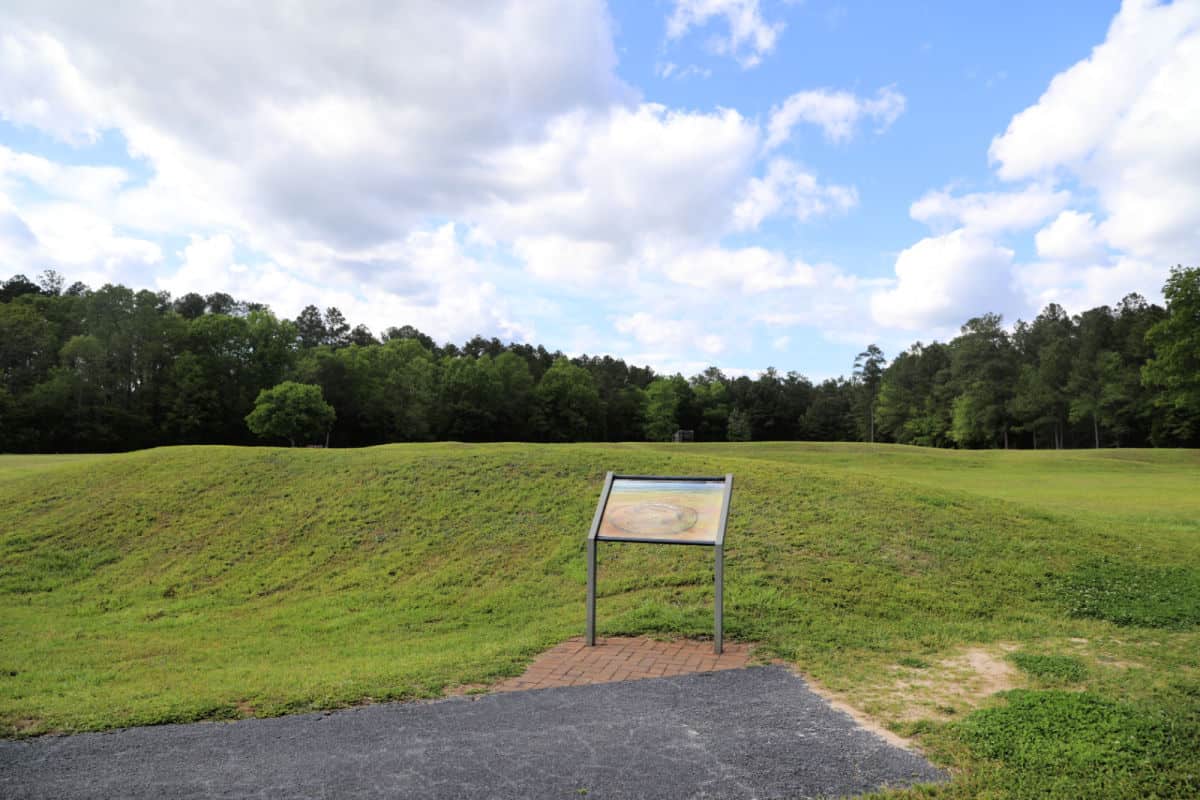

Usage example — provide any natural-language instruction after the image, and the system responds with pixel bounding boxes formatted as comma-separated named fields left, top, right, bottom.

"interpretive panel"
left=596, top=478, right=727, bottom=544
left=586, top=472, right=734, bottom=652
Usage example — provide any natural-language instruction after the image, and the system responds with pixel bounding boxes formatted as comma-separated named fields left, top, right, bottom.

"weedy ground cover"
left=1, top=442, right=1197, bottom=797
left=1009, top=652, right=1088, bottom=684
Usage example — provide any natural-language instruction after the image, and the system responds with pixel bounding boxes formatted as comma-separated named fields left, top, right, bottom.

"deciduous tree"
left=245, top=381, right=336, bottom=447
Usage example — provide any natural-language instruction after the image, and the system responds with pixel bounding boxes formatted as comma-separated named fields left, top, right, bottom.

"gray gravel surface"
left=0, top=665, right=945, bottom=799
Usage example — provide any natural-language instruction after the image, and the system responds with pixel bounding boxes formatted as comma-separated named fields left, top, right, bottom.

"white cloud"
left=659, top=245, right=819, bottom=294
left=872, top=181, right=1067, bottom=329
left=0, top=146, right=161, bottom=286
left=20, top=203, right=162, bottom=280
left=749, top=263, right=892, bottom=351
left=734, top=158, right=858, bottom=230
left=1016, top=255, right=1163, bottom=313
left=481, top=103, right=760, bottom=250
left=766, top=86, right=905, bottom=148
left=157, top=225, right=533, bottom=345
left=656, top=61, right=713, bottom=80
left=989, top=0, right=1200, bottom=181
left=0, top=31, right=107, bottom=144
left=0, top=0, right=628, bottom=248
left=910, top=183, right=1070, bottom=234
left=666, top=0, right=784, bottom=68
left=512, top=235, right=622, bottom=285
left=0, top=146, right=126, bottom=200
left=1034, top=210, right=1106, bottom=263
left=879, top=0, right=1200, bottom=330
left=870, top=230, right=1019, bottom=330
left=615, top=311, right=726, bottom=356
left=989, top=0, right=1200, bottom=268
left=0, top=0, right=893, bottom=372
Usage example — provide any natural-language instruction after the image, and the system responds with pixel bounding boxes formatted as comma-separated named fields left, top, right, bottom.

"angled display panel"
left=586, top=472, right=733, bottom=653
left=596, top=477, right=728, bottom=544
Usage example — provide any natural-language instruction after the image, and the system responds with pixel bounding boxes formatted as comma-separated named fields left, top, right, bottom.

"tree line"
left=1, top=266, right=1197, bottom=452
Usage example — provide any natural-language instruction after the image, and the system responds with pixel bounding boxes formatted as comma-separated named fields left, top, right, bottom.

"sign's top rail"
left=610, top=474, right=726, bottom=482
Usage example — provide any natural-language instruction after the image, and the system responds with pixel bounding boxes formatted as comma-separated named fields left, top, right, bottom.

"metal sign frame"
left=585, top=472, right=734, bottom=654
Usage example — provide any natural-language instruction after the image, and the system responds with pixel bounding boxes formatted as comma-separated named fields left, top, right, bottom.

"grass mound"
left=2, top=442, right=1199, bottom=797
left=1061, top=558, right=1200, bottom=629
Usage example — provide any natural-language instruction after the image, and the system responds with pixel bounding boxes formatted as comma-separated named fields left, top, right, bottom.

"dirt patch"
left=806, top=643, right=1026, bottom=733
left=885, top=645, right=1021, bottom=721
left=955, top=645, right=1021, bottom=695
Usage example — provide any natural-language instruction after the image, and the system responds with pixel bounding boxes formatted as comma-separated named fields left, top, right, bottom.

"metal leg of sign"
left=714, top=543, right=724, bottom=655
left=586, top=539, right=596, bottom=646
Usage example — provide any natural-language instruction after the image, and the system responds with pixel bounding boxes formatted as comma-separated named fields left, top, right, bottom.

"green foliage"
left=949, top=314, right=1017, bottom=449
left=1009, top=653, right=1088, bottom=684
left=643, top=376, right=686, bottom=441
left=956, top=690, right=1200, bottom=798
left=950, top=391, right=993, bottom=448
left=1060, top=558, right=1200, bottom=629
left=690, top=368, right=731, bottom=440
left=1143, top=266, right=1200, bottom=444
left=726, top=408, right=752, bottom=441
left=1, top=267, right=1198, bottom=452
left=875, top=342, right=953, bottom=447
left=800, top=377, right=856, bottom=441
left=245, top=382, right=336, bottom=446
left=532, top=358, right=601, bottom=441
left=853, top=344, right=886, bottom=443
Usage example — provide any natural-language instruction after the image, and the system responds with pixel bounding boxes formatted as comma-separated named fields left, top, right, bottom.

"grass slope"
left=2, top=443, right=1198, bottom=797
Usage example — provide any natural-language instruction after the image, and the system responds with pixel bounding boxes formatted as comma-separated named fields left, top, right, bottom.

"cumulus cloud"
left=734, top=159, right=858, bottom=230
left=1015, top=255, right=1164, bottom=314
left=910, top=183, right=1069, bottom=234
left=989, top=0, right=1200, bottom=181
left=615, top=311, right=726, bottom=356
left=157, top=225, right=533, bottom=345
left=0, top=0, right=906, bottom=370
left=871, top=230, right=1020, bottom=331
left=480, top=103, right=760, bottom=251
left=0, top=0, right=639, bottom=345
left=1034, top=210, right=1107, bottom=263
left=766, top=86, right=906, bottom=148
left=0, top=145, right=161, bottom=286
left=0, top=0, right=628, bottom=248
left=876, top=0, right=1200, bottom=330
left=658, top=245, right=819, bottom=294
left=0, top=31, right=107, bottom=144
left=872, top=181, right=1068, bottom=330
left=990, top=0, right=1200, bottom=268
left=666, top=0, right=784, bottom=68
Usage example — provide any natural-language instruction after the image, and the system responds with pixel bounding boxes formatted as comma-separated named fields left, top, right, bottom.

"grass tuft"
left=956, top=690, right=1200, bottom=798
left=1009, top=653, right=1087, bottom=684
left=898, top=656, right=931, bottom=669
left=1060, top=558, right=1200, bottom=629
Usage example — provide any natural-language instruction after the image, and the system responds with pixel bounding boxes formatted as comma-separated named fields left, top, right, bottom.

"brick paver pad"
left=494, top=636, right=754, bottom=691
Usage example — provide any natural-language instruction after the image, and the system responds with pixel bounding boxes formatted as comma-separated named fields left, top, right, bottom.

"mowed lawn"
left=1, top=443, right=1198, bottom=798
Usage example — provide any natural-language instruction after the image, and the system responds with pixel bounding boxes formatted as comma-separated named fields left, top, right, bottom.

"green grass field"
left=2, top=443, right=1198, bottom=798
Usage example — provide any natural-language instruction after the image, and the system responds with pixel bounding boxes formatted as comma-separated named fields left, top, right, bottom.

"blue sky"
left=1, top=0, right=1196, bottom=379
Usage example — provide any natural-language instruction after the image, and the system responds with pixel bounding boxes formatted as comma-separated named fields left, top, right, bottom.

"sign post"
left=586, top=472, right=733, bottom=654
